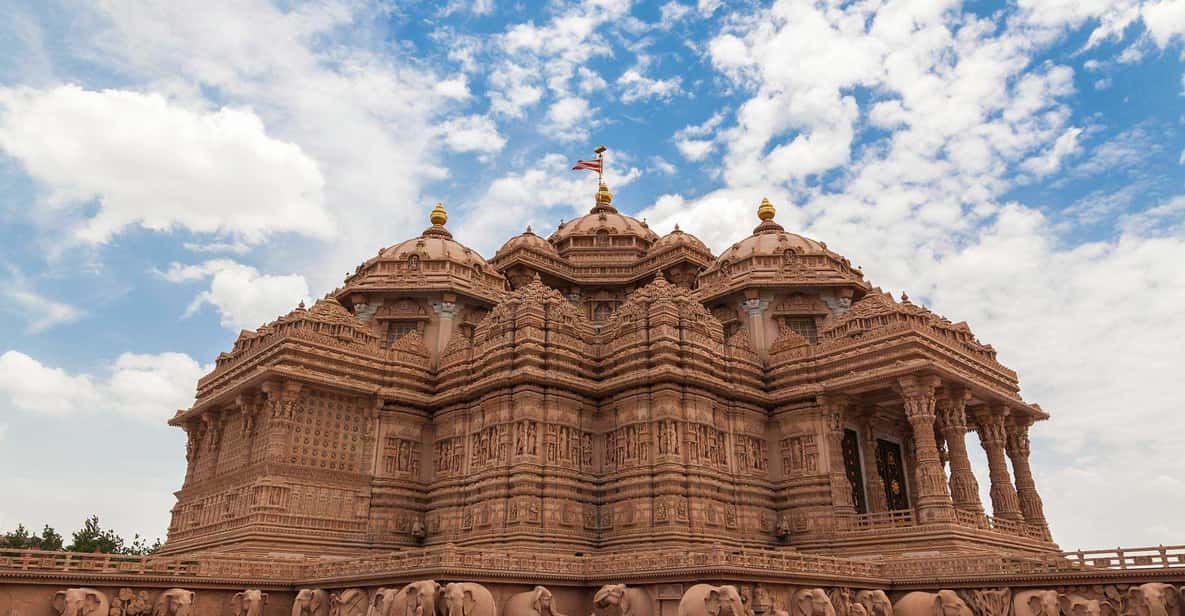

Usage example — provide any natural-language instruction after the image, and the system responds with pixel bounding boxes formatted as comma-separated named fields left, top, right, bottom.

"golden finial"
left=430, top=202, right=448, bottom=226
left=595, top=181, right=614, bottom=209
left=757, top=197, right=776, bottom=222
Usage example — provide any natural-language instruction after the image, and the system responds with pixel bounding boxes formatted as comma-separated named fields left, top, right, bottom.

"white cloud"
left=0, top=350, right=205, bottom=422
left=659, top=2, right=692, bottom=28
left=543, top=96, right=598, bottom=141
left=1142, top=0, right=1185, bottom=48
left=673, top=111, right=727, bottom=161
left=434, top=75, right=471, bottom=100
left=1022, top=127, right=1084, bottom=177
left=0, top=270, right=83, bottom=333
left=617, top=68, right=682, bottom=103
left=649, top=155, right=677, bottom=175
left=0, top=85, right=330, bottom=246
left=163, top=260, right=309, bottom=331
left=577, top=67, right=608, bottom=94
left=438, top=115, right=507, bottom=154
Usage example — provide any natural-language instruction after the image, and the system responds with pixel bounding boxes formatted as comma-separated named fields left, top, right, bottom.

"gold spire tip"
left=430, top=202, right=448, bottom=226
left=757, top=197, right=776, bottom=222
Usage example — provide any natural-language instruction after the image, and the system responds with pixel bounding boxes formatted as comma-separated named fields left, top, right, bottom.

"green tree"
left=39, top=525, right=64, bottom=551
left=2, top=524, right=33, bottom=548
left=122, top=534, right=162, bottom=555
left=67, top=515, right=124, bottom=554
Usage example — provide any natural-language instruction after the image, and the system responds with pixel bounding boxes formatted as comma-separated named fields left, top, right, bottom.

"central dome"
left=548, top=181, right=658, bottom=257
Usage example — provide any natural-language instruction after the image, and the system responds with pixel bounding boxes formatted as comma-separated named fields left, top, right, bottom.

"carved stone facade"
left=161, top=189, right=1055, bottom=559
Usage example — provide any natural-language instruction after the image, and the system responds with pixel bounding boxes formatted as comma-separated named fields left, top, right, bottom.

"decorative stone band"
left=5, top=544, right=1185, bottom=586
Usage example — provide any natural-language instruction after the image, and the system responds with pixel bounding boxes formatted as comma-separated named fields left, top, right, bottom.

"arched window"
left=596, top=229, right=610, bottom=246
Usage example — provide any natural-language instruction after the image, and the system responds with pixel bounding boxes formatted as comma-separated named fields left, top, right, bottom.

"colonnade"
left=823, top=374, right=1050, bottom=538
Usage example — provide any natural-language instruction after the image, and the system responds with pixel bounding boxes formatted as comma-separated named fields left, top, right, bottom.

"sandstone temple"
left=3, top=182, right=1182, bottom=616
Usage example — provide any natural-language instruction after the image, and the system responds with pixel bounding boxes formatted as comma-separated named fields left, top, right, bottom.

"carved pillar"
left=740, top=297, right=769, bottom=357
left=936, top=387, right=985, bottom=517
left=820, top=394, right=856, bottom=517
left=895, top=375, right=956, bottom=524
left=262, top=380, right=302, bottom=465
left=432, top=298, right=459, bottom=357
left=972, top=405, right=1023, bottom=522
left=1006, top=416, right=1050, bottom=534
left=858, top=412, right=887, bottom=514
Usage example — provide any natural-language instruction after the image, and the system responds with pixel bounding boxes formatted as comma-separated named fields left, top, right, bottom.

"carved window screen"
left=876, top=438, right=910, bottom=511
left=386, top=321, right=421, bottom=344
left=783, top=317, right=818, bottom=343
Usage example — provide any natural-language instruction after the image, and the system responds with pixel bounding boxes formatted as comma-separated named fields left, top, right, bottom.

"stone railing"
left=4, top=544, right=1185, bottom=586
left=831, top=509, right=1049, bottom=543
left=836, top=510, right=916, bottom=531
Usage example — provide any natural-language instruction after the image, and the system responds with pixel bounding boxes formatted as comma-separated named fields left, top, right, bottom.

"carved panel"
left=781, top=433, right=819, bottom=478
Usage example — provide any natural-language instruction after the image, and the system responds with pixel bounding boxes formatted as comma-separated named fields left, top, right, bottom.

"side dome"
left=494, top=225, right=560, bottom=258
left=548, top=181, right=659, bottom=257
left=336, top=203, right=506, bottom=306
left=649, top=224, right=711, bottom=256
left=705, top=198, right=826, bottom=273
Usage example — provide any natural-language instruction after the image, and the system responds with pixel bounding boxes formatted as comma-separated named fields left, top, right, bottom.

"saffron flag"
left=572, top=159, right=603, bottom=173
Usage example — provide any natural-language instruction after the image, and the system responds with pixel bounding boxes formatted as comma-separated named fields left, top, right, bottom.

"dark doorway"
left=841, top=429, right=867, bottom=513
left=876, top=438, right=910, bottom=511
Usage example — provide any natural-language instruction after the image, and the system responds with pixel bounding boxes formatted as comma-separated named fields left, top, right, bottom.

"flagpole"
left=594, top=144, right=607, bottom=185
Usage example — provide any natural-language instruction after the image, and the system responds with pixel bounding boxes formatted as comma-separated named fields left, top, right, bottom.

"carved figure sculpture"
left=153, top=590, right=196, bottom=616
left=370, top=582, right=443, bottom=616
left=679, top=585, right=747, bottom=616
left=1059, top=594, right=1116, bottom=616
left=959, top=589, right=1009, bottom=616
left=506, top=587, right=566, bottom=616
left=294, top=590, right=332, bottom=616
left=593, top=585, right=652, bottom=616
left=829, top=590, right=853, bottom=616
left=232, top=590, right=269, bottom=616
left=1125, top=584, right=1180, bottom=616
left=1014, top=590, right=1059, bottom=616
left=440, top=583, right=495, bottom=616
left=792, top=590, right=836, bottom=616
left=331, top=590, right=368, bottom=616
left=54, top=589, right=111, bottom=616
left=893, top=592, right=972, bottom=616
left=855, top=591, right=892, bottom=616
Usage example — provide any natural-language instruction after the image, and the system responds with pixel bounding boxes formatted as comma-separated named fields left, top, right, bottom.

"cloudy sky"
left=1, top=0, right=1183, bottom=551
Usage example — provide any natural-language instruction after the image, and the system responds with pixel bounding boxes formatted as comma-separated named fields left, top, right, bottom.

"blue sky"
left=1, top=0, right=1184, bottom=549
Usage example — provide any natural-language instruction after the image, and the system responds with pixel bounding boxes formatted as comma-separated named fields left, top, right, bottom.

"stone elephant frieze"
left=893, top=592, right=972, bottom=616
left=505, top=587, right=566, bottom=616
left=54, top=588, right=110, bottom=616
left=593, top=585, right=652, bottom=616
left=331, top=590, right=369, bottom=616
left=854, top=591, right=891, bottom=616
left=1014, top=590, right=1059, bottom=616
left=440, top=583, right=495, bottom=616
left=679, top=585, right=747, bottom=616
left=792, top=590, right=835, bottom=616
left=1060, top=593, right=1117, bottom=616
left=370, top=582, right=443, bottom=616
left=294, top=590, right=332, bottom=616
left=153, top=589, right=196, bottom=616
left=1125, top=584, right=1181, bottom=616
left=232, top=590, right=269, bottom=616
left=957, top=589, right=1009, bottom=616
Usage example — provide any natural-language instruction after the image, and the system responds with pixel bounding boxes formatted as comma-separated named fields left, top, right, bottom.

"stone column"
left=895, top=375, right=956, bottom=524
left=936, top=387, right=985, bottom=516
left=1006, top=416, right=1050, bottom=534
left=820, top=394, right=856, bottom=517
left=262, top=380, right=302, bottom=465
left=858, top=413, right=888, bottom=514
left=740, top=297, right=769, bottom=357
left=432, top=299, right=459, bottom=356
left=972, top=405, right=1023, bottom=522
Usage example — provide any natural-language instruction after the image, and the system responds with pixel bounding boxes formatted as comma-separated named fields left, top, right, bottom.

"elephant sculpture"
left=855, top=591, right=892, bottom=616
left=295, top=590, right=332, bottom=616
left=370, top=582, right=443, bottom=616
left=440, top=583, right=496, bottom=616
left=1126, top=584, right=1180, bottom=616
left=232, top=590, right=269, bottom=616
left=678, top=585, right=747, bottom=616
left=331, top=590, right=368, bottom=616
left=792, top=590, right=835, bottom=616
left=893, top=592, right=973, bottom=616
left=54, top=588, right=110, bottom=616
left=593, top=585, right=652, bottom=616
left=506, top=587, right=566, bottom=616
left=1014, top=590, right=1059, bottom=616
left=1059, top=594, right=1116, bottom=616
left=153, top=590, right=196, bottom=616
